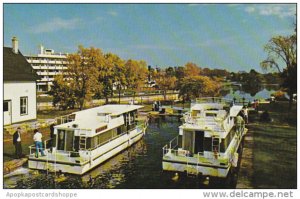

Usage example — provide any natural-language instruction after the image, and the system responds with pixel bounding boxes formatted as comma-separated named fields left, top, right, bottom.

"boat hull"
left=162, top=160, right=230, bottom=178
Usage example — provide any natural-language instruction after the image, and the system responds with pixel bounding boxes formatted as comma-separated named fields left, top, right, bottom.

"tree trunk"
left=79, top=98, right=84, bottom=110
left=105, top=96, right=109, bottom=104
left=164, top=90, right=167, bottom=101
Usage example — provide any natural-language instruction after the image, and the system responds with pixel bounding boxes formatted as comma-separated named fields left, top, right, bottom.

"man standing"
left=33, top=129, right=46, bottom=158
left=13, top=127, right=23, bottom=158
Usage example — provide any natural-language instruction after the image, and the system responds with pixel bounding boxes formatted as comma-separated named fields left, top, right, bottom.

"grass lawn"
left=249, top=101, right=297, bottom=188
left=3, top=127, right=51, bottom=162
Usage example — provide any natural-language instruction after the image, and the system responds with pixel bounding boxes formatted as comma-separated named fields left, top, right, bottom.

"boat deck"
left=28, top=150, right=89, bottom=165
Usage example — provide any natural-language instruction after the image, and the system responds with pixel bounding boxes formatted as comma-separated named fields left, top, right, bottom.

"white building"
left=4, top=37, right=39, bottom=125
left=25, top=46, right=68, bottom=92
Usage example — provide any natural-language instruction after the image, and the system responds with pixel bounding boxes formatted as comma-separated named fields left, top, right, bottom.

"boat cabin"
left=179, top=101, right=243, bottom=156
left=52, top=105, right=143, bottom=155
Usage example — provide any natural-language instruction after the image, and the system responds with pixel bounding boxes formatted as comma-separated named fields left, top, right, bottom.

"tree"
left=178, top=76, right=221, bottom=102
left=184, top=62, right=201, bottom=77
left=154, top=70, right=177, bottom=100
left=125, top=59, right=148, bottom=101
left=51, top=46, right=105, bottom=110
left=50, top=75, right=77, bottom=110
left=101, top=53, right=125, bottom=104
left=261, top=31, right=296, bottom=109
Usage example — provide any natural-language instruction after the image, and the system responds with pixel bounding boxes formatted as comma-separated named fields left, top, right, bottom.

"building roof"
left=4, top=47, right=39, bottom=81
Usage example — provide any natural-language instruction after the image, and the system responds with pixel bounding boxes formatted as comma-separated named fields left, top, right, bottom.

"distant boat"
left=162, top=97, right=247, bottom=178
left=28, top=104, right=148, bottom=175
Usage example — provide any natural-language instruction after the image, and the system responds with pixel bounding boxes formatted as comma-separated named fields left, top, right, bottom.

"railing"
left=169, top=136, right=179, bottom=149
left=56, top=114, right=75, bottom=124
left=193, top=97, right=232, bottom=104
left=162, top=136, right=182, bottom=156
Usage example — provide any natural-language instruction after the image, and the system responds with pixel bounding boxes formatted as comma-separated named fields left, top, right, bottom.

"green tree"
left=101, top=53, right=125, bottom=104
left=261, top=32, right=296, bottom=109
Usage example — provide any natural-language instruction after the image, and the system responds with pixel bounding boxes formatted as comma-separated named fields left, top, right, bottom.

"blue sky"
left=4, top=3, right=296, bottom=72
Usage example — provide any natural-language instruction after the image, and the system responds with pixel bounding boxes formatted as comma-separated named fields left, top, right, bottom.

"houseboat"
left=28, top=104, right=148, bottom=175
left=162, top=97, right=247, bottom=178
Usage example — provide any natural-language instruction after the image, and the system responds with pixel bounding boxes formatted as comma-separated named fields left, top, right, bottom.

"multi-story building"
left=26, top=46, right=68, bottom=92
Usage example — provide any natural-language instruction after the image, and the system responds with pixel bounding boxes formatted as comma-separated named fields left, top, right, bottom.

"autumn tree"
left=183, top=62, right=201, bottom=77
left=51, top=46, right=105, bottom=110
left=178, top=76, right=221, bottom=102
left=124, top=59, right=148, bottom=101
left=261, top=30, right=296, bottom=109
left=154, top=69, right=177, bottom=100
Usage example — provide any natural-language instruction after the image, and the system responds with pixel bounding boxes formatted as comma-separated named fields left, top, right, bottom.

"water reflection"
left=224, top=84, right=280, bottom=101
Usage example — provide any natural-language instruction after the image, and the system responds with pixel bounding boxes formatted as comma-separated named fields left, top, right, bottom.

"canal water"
left=4, top=116, right=237, bottom=189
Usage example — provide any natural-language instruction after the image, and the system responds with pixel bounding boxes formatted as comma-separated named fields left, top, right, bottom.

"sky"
left=3, top=3, right=296, bottom=72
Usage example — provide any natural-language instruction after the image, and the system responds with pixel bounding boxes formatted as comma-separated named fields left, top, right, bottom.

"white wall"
left=4, top=81, right=37, bottom=125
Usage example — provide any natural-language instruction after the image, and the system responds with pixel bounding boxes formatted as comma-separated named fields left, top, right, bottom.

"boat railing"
left=56, top=113, right=76, bottom=125
left=162, top=136, right=182, bottom=156
left=193, top=97, right=232, bottom=104
left=28, top=138, right=53, bottom=155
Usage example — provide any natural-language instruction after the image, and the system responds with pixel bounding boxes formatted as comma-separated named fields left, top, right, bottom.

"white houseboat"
left=28, top=104, right=147, bottom=175
left=162, top=98, right=247, bottom=178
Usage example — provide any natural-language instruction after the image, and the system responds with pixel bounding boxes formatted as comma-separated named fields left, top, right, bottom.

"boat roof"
left=230, top=105, right=243, bottom=117
left=73, top=104, right=143, bottom=116
left=55, top=104, right=143, bottom=130
left=191, top=103, right=224, bottom=111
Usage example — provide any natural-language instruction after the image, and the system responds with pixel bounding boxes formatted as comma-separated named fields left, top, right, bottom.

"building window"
left=4, top=101, right=9, bottom=112
left=20, top=97, right=28, bottom=115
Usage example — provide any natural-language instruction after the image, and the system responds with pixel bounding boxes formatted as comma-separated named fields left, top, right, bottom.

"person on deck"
left=33, top=129, right=46, bottom=158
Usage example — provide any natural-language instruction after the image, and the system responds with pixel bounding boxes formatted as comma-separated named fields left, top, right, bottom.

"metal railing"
left=55, top=114, right=75, bottom=125
left=193, top=97, right=232, bottom=104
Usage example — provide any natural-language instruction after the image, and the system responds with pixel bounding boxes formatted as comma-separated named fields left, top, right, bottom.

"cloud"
left=30, top=17, right=82, bottom=33
left=107, top=11, right=118, bottom=17
left=245, top=6, right=255, bottom=13
left=244, top=4, right=296, bottom=18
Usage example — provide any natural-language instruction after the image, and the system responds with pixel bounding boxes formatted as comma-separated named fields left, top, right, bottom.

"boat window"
left=89, top=128, right=120, bottom=149
left=206, top=113, right=217, bottom=117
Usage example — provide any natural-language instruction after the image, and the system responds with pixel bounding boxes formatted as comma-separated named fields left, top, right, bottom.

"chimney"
left=12, top=37, right=19, bottom=54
